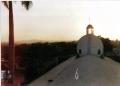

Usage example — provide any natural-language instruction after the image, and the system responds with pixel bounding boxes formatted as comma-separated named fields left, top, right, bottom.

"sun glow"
left=1, top=1, right=120, bottom=43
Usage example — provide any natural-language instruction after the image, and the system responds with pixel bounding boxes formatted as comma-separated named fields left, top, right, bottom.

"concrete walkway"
left=28, top=55, right=120, bottom=86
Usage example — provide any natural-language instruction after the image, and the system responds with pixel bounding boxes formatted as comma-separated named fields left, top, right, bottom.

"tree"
left=98, top=36, right=113, bottom=53
left=2, top=1, right=32, bottom=84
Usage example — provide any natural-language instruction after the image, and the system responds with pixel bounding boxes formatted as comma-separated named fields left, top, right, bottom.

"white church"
left=28, top=24, right=120, bottom=86
left=77, top=24, right=103, bottom=57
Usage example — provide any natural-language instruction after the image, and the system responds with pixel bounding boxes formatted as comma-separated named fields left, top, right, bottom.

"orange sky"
left=1, top=1, right=120, bottom=43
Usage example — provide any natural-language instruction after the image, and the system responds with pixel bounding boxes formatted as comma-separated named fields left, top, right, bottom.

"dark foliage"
left=15, top=42, right=77, bottom=84
left=98, top=36, right=114, bottom=53
left=1, top=38, right=119, bottom=84
left=98, top=36, right=120, bottom=63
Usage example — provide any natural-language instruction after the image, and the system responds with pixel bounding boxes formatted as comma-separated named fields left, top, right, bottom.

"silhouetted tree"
left=98, top=36, right=113, bottom=53
left=2, top=1, right=32, bottom=83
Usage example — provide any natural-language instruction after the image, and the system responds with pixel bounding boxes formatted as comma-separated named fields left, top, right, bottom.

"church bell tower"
left=86, top=24, right=94, bottom=35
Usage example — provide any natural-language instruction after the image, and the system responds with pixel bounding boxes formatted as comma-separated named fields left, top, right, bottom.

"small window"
left=98, top=49, right=101, bottom=55
left=48, top=79, right=53, bottom=82
left=79, top=49, right=82, bottom=54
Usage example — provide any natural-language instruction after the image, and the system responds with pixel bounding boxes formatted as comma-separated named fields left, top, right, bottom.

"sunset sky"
left=1, top=0, right=120, bottom=43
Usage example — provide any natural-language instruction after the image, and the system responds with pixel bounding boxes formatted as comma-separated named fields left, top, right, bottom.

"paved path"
left=28, top=56, right=75, bottom=86
left=28, top=55, right=120, bottom=86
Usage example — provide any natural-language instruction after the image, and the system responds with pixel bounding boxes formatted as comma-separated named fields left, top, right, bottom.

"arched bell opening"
left=86, top=24, right=94, bottom=35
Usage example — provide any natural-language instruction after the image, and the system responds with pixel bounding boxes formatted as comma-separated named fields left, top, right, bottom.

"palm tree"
left=2, top=1, right=32, bottom=84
